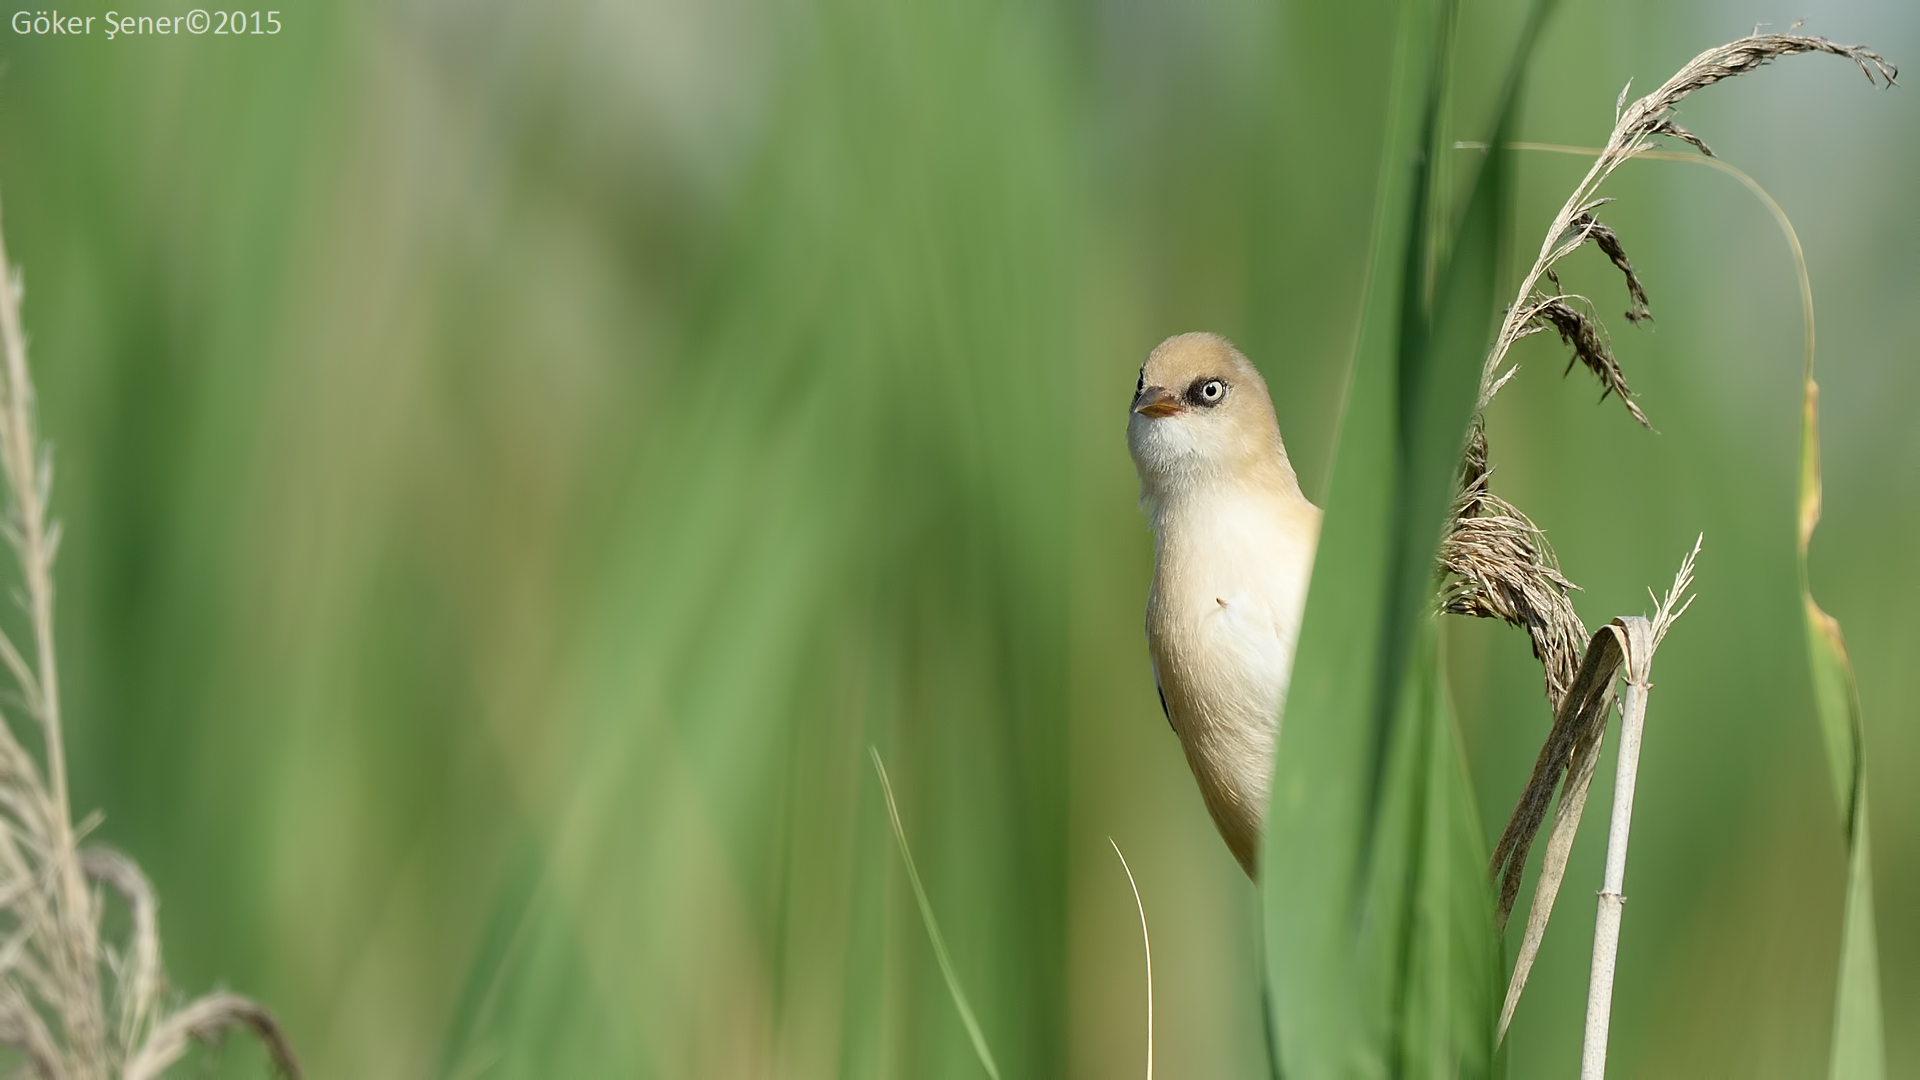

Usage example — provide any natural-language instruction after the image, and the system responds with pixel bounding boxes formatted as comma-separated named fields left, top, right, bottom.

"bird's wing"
left=1150, top=656, right=1175, bottom=734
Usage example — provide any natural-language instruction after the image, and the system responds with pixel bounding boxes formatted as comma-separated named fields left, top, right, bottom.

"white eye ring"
left=1198, top=379, right=1225, bottom=402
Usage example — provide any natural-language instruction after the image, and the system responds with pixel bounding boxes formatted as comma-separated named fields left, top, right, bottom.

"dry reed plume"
left=1444, top=34, right=1896, bottom=713
left=0, top=214, right=299, bottom=1078
left=1435, top=30, right=1896, bottom=1051
left=1440, top=422, right=1587, bottom=707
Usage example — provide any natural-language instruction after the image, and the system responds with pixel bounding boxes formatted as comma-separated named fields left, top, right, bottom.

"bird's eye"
left=1189, top=378, right=1228, bottom=406
left=1136, top=369, right=1146, bottom=395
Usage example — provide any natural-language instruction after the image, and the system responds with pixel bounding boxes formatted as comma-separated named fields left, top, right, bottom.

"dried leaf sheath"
left=1486, top=624, right=1623, bottom=928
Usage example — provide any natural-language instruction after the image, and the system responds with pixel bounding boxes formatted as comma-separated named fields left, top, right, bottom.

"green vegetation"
left=0, top=0, right=1911, bottom=1075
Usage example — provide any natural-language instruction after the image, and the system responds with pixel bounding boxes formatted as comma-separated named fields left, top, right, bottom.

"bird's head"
left=1128, top=332, right=1291, bottom=496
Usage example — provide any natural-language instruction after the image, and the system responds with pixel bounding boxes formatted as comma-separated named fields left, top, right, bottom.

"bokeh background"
left=0, top=0, right=1913, bottom=1075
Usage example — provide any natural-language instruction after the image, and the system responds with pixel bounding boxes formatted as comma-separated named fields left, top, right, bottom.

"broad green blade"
left=1829, top=796, right=1884, bottom=1080
left=1258, top=0, right=1437, bottom=1062
left=1260, top=0, right=1551, bottom=1073
left=1365, top=623, right=1500, bottom=1079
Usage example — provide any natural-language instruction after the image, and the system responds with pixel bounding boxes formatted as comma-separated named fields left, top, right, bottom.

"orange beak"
left=1132, top=385, right=1182, bottom=418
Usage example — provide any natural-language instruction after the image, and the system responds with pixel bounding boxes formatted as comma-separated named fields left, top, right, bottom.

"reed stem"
left=1579, top=620, right=1649, bottom=1079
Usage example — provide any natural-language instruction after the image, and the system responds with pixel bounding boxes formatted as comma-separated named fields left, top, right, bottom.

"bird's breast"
left=1145, top=485, right=1318, bottom=863
left=1149, top=490, right=1315, bottom=696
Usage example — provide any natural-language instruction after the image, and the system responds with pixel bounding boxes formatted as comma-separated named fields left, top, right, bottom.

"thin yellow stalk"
left=1109, top=839, right=1152, bottom=1080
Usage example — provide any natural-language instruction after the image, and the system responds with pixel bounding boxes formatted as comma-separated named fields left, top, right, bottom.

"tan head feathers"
left=1128, top=333, right=1297, bottom=495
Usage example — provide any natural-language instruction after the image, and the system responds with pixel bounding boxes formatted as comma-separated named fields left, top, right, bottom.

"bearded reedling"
left=1128, top=333, right=1320, bottom=876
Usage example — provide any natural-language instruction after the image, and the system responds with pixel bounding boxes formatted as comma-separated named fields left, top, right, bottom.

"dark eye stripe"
left=1186, top=378, right=1228, bottom=407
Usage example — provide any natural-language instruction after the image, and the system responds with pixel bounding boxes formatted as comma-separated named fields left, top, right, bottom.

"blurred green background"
left=0, top=0, right=1913, bottom=1075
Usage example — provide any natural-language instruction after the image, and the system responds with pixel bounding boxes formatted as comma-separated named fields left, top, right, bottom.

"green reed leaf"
left=1801, top=383, right=1887, bottom=1080
left=1258, top=0, right=1547, bottom=1073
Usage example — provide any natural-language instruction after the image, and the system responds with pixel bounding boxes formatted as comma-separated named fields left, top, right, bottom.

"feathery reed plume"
left=0, top=212, right=299, bottom=1078
left=1476, top=33, right=1895, bottom=424
left=1439, top=423, right=1587, bottom=708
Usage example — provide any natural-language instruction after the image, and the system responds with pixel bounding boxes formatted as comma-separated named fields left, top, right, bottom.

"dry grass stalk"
left=1580, top=541, right=1698, bottom=1079
left=0, top=213, right=299, bottom=1078
left=1490, top=539, right=1700, bottom=1045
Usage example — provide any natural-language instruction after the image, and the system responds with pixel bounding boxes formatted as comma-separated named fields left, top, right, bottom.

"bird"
left=1127, top=332, right=1321, bottom=877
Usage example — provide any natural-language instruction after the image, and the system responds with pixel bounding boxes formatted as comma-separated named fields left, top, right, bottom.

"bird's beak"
left=1132, top=385, right=1182, bottom=418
